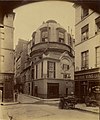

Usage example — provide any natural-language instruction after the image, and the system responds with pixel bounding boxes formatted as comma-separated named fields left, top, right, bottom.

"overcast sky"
left=13, top=1, right=75, bottom=47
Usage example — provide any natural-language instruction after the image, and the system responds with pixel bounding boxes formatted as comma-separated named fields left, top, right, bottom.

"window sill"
left=75, top=32, right=100, bottom=47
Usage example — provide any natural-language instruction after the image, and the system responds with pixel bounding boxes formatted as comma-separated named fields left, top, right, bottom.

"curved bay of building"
left=17, top=20, right=75, bottom=99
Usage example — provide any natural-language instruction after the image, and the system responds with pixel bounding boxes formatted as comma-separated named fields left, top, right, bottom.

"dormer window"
left=58, top=32, right=65, bottom=43
left=81, top=6, right=89, bottom=19
left=40, top=27, right=50, bottom=42
left=41, top=30, right=48, bottom=42
left=57, top=28, right=66, bottom=43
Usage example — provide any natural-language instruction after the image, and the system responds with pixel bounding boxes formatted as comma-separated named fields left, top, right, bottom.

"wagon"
left=59, top=96, right=77, bottom=109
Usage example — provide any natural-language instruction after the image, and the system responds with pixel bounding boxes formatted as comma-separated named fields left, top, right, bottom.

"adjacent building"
left=14, top=39, right=28, bottom=93
left=17, top=20, right=75, bottom=98
left=0, top=12, right=15, bottom=102
left=74, top=4, right=100, bottom=102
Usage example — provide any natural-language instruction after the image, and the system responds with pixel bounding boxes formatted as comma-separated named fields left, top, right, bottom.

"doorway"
left=47, top=83, right=59, bottom=98
left=66, top=88, right=68, bottom=97
left=34, top=86, right=38, bottom=97
left=0, top=87, right=3, bottom=102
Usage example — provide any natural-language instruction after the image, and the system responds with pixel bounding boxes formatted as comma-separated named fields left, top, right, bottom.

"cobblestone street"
left=0, top=94, right=99, bottom=120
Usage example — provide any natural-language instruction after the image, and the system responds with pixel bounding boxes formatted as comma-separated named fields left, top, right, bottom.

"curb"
left=1, top=102, right=20, bottom=106
left=75, top=107, right=99, bottom=114
left=22, top=94, right=60, bottom=101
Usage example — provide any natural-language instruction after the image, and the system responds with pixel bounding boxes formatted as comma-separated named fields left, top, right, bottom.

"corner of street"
left=0, top=93, right=99, bottom=120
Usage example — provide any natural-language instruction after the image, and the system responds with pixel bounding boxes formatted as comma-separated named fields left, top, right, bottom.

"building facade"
left=20, top=20, right=75, bottom=98
left=0, top=12, right=15, bottom=102
left=15, top=39, right=28, bottom=93
left=74, top=5, right=100, bottom=102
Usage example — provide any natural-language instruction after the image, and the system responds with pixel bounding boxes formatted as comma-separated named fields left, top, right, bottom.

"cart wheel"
left=72, top=104, right=75, bottom=109
left=64, top=102, right=69, bottom=109
left=59, top=102, right=63, bottom=109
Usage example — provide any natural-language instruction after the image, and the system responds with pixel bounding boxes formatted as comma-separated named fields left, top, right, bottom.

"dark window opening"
left=81, top=50, right=89, bottom=70
left=81, top=6, right=89, bottom=19
left=81, top=24, right=89, bottom=41
left=95, top=16, right=100, bottom=34
left=58, top=31, right=65, bottom=43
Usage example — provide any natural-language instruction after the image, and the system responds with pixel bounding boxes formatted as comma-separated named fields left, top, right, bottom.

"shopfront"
left=0, top=73, right=14, bottom=102
left=75, top=68, right=100, bottom=103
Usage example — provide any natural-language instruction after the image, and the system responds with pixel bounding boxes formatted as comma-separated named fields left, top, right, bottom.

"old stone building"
left=0, top=12, right=15, bottom=102
left=15, top=39, right=28, bottom=93
left=74, top=4, right=100, bottom=102
left=20, top=20, right=75, bottom=98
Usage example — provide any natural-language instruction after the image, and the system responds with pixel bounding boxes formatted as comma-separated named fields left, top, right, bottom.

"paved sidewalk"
left=76, top=104, right=99, bottom=114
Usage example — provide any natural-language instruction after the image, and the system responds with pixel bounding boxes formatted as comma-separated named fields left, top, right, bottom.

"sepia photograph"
left=0, top=0, right=100, bottom=120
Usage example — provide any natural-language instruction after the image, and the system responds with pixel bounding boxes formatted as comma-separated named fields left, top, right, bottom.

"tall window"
left=81, top=50, right=89, bottom=70
left=81, top=24, right=89, bottom=41
left=95, top=16, right=100, bottom=34
left=96, top=47, right=100, bottom=67
left=47, top=61, right=55, bottom=78
left=58, top=31, right=65, bottom=43
left=81, top=6, right=89, bottom=19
